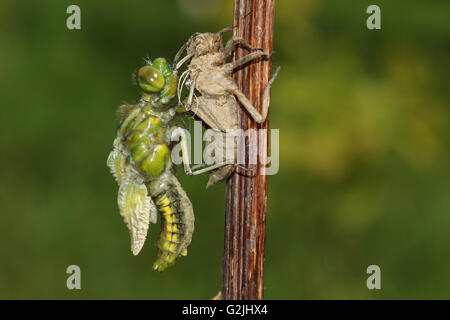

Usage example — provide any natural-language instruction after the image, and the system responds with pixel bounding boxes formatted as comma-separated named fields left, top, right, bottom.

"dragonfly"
left=107, top=57, right=207, bottom=271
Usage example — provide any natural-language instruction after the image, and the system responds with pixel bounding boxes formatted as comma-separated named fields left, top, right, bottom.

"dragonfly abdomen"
left=148, top=173, right=194, bottom=272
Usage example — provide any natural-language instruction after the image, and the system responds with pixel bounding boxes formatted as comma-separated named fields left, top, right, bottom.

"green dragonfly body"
left=107, top=58, right=194, bottom=272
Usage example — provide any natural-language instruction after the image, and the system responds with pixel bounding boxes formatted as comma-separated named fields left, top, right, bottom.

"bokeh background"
left=0, top=0, right=449, bottom=299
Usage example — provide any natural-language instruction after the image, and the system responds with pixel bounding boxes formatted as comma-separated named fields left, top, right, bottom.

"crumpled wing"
left=117, top=170, right=155, bottom=255
left=148, top=196, right=157, bottom=224
left=107, top=138, right=128, bottom=185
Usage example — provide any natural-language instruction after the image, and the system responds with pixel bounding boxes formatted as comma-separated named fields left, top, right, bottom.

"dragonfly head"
left=135, top=58, right=177, bottom=105
left=136, top=65, right=165, bottom=93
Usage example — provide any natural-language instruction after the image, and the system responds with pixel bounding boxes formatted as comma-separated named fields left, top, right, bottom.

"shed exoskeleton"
left=174, top=27, right=280, bottom=187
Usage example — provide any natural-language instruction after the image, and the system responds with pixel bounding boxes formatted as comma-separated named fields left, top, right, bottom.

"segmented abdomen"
left=148, top=173, right=195, bottom=272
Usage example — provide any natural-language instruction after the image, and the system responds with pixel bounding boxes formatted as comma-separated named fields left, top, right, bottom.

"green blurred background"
left=0, top=0, right=449, bottom=299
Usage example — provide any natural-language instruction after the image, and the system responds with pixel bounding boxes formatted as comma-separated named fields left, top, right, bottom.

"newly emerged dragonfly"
left=107, top=57, right=204, bottom=271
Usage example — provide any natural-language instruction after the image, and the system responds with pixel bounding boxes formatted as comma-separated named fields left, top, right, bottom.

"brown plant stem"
left=222, top=0, right=275, bottom=300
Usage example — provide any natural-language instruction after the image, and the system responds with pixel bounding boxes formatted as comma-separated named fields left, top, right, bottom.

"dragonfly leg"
left=224, top=36, right=264, bottom=57
left=190, top=163, right=229, bottom=176
left=229, top=66, right=280, bottom=123
left=174, top=127, right=228, bottom=176
left=232, top=51, right=271, bottom=69
left=184, top=74, right=198, bottom=110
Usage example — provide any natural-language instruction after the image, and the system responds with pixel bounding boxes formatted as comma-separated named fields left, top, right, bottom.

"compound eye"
left=137, top=66, right=165, bottom=93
